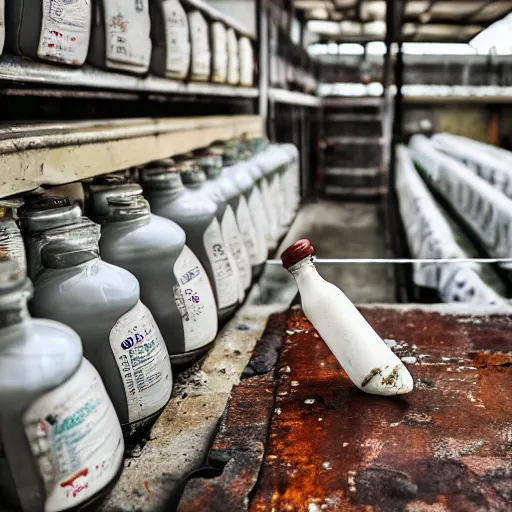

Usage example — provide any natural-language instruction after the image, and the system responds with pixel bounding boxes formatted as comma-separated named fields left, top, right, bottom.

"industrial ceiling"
left=293, top=0, right=512, bottom=42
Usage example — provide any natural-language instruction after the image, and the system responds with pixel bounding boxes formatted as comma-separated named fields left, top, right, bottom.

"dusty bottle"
left=0, top=259, right=124, bottom=512
left=89, top=183, right=218, bottom=365
left=217, top=141, right=264, bottom=278
left=282, top=240, right=414, bottom=396
left=142, top=159, right=239, bottom=325
left=188, top=9, right=210, bottom=81
left=226, top=27, right=239, bottom=85
left=150, top=0, right=191, bottom=79
left=198, top=148, right=252, bottom=301
left=239, top=36, right=254, bottom=86
left=223, top=163, right=268, bottom=276
left=211, top=21, right=228, bottom=83
left=88, top=0, right=152, bottom=74
left=4, top=0, right=91, bottom=65
left=0, top=0, right=4, bottom=54
left=18, top=196, right=82, bottom=281
left=29, top=217, right=173, bottom=427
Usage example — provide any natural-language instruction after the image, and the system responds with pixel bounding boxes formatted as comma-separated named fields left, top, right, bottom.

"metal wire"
left=266, top=258, right=512, bottom=265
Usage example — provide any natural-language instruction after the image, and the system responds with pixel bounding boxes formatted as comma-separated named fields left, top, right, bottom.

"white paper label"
left=248, top=189, right=269, bottom=265
left=105, top=0, right=151, bottom=70
left=173, top=245, right=218, bottom=351
left=226, top=28, right=239, bottom=85
left=24, top=359, right=124, bottom=512
left=211, top=22, right=227, bottom=82
left=38, top=0, right=91, bottom=65
left=221, top=205, right=252, bottom=294
left=162, top=0, right=190, bottom=78
left=203, top=219, right=238, bottom=310
left=236, top=197, right=262, bottom=267
left=110, top=301, right=172, bottom=424
left=188, top=11, right=210, bottom=79
left=239, top=37, right=254, bottom=86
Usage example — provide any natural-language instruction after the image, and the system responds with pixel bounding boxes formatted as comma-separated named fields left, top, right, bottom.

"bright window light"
left=471, top=12, right=512, bottom=54
left=338, top=43, right=364, bottom=55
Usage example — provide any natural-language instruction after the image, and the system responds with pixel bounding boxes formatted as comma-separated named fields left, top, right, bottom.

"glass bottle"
left=88, top=0, right=152, bottom=74
left=282, top=239, right=414, bottom=396
left=142, top=159, right=239, bottom=325
left=0, top=239, right=124, bottom=512
left=4, top=0, right=91, bottom=65
left=89, top=183, right=218, bottom=366
left=29, top=217, right=173, bottom=427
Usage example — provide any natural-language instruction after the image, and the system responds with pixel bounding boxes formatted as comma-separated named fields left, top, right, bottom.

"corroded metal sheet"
left=178, top=313, right=287, bottom=512
left=249, top=307, right=512, bottom=512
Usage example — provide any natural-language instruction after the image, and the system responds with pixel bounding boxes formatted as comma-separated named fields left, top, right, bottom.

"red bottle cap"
left=281, top=239, right=315, bottom=269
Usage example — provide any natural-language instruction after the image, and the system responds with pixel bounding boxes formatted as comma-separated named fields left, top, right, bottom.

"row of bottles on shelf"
left=1, top=0, right=255, bottom=85
left=0, top=138, right=300, bottom=512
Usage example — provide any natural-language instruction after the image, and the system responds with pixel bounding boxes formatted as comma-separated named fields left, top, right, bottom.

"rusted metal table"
left=179, top=305, right=512, bottom=512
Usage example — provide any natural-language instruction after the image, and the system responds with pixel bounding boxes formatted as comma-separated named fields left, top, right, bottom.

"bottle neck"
left=288, top=257, right=317, bottom=278
left=146, top=173, right=186, bottom=201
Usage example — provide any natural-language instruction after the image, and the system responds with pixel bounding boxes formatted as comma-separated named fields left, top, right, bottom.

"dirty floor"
left=278, top=200, right=395, bottom=303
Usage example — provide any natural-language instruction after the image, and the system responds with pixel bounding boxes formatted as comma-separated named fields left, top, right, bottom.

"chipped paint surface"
left=249, top=307, right=512, bottom=512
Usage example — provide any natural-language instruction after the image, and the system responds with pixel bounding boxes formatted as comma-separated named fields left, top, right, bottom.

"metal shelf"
left=325, top=136, right=387, bottom=145
left=268, top=88, right=321, bottom=107
left=0, top=55, right=259, bottom=99
left=403, top=95, right=512, bottom=104
left=326, top=114, right=382, bottom=122
left=0, top=115, right=263, bottom=198
left=322, top=97, right=384, bottom=108
left=325, top=167, right=381, bottom=177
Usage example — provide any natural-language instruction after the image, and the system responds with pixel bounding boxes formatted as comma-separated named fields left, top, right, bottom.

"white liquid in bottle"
left=282, top=239, right=414, bottom=396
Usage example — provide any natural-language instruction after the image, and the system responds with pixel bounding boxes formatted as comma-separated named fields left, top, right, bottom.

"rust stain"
left=249, top=307, right=512, bottom=512
left=177, top=313, right=287, bottom=512
left=143, top=480, right=151, bottom=502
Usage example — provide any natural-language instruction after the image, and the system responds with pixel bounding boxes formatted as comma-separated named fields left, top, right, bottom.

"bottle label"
left=239, top=37, right=254, bottom=86
left=221, top=205, right=251, bottom=294
left=173, top=245, right=218, bottom=351
left=211, top=22, right=227, bottom=82
left=188, top=11, right=210, bottom=79
left=248, top=189, right=269, bottom=264
left=163, top=0, right=190, bottom=78
left=23, top=359, right=124, bottom=512
left=105, top=0, right=151, bottom=70
left=236, top=196, right=264, bottom=266
left=226, top=28, right=239, bottom=84
left=203, top=219, right=238, bottom=310
left=110, top=301, right=172, bottom=423
left=38, top=0, right=91, bottom=65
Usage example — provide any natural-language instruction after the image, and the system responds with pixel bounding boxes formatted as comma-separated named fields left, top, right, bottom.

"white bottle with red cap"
left=281, top=240, right=414, bottom=396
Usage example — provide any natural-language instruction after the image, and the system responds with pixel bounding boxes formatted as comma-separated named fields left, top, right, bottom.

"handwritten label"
left=105, top=0, right=151, bottom=71
left=23, top=359, right=124, bottom=512
left=188, top=11, right=210, bottom=80
left=226, top=28, right=239, bottom=85
left=211, top=22, right=228, bottom=83
left=162, top=0, right=190, bottom=78
left=239, top=37, right=254, bottom=86
left=203, top=219, right=238, bottom=310
left=173, top=245, right=217, bottom=351
left=110, top=301, right=172, bottom=423
left=38, top=0, right=91, bottom=65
